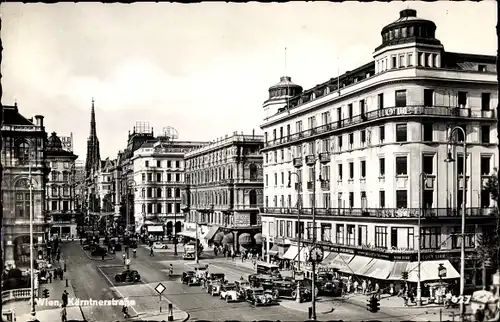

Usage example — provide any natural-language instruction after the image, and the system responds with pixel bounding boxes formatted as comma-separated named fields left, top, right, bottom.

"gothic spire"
left=85, top=98, right=101, bottom=178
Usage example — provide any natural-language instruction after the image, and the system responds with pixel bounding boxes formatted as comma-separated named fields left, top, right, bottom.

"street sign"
left=125, top=259, right=131, bottom=265
left=438, top=263, right=447, bottom=278
left=294, top=271, right=305, bottom=281
left=155, top=283, right=166, bottom=294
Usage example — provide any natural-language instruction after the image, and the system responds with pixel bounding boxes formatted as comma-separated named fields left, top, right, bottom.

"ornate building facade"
left=1, top=104, right=49, bottom=268
left=260, top=9, right=498, bottom=289
left=131, top=136, right=206, bottom=237
left=183, top=132, right=264, bottom=251
left=46, top=132, right=78, bottom=238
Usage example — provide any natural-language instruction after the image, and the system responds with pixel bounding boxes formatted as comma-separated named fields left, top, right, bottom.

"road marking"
left=96, top=266, right=139, bottom=316
left=140, top=280, right=182, bottom=311
left=80, top=245, right=93, bottom=260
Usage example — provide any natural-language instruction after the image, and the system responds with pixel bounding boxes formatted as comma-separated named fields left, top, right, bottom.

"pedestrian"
left=214, top=247, right=218, bottom=256
left=150, top=247, right=154, bottom=256
left=231, top=251, right=235, bottom=262
left=61, top=306, right=67, bottom=322
left=353, top=280, right=359, bottom=294
left=61, top=290, right=68, bottom=307
left=374, top=282, right=380, bottom=300
left=102, top=253, right=105, bottom=261
left=56, top=253, right=61, bottom=262
left=48, top=271, right=53, bottom=283
left=60, top=268, right=64, bottom=280
left=362, top=280, right=367, bottom=295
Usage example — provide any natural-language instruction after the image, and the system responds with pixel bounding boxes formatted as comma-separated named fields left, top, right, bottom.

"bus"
left=256, top=262, right=280, bottom=275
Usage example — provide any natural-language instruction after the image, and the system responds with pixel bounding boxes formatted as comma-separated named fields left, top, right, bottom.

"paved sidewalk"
left=17, top=306, right=83, bottom=322
left=279, top=298, right=336, bottom=314
left=139, top=309, right=189, bottom=321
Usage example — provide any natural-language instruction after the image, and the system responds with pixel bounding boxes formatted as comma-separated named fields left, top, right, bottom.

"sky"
left=1, top=2, right=497, bottom=161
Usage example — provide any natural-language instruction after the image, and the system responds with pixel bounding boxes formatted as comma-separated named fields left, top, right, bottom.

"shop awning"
left=322, top=252, right=337, bottom=264
left=294, top=246, right=310, bottom=262
left=177, top=231, right=196, bottom=239
left=360, top=259, right=394, bottom=280
left=204, top=225, right=220, bottom=241
left=321, top=251, right=331, bottom=264
left=387, top=261, right=410, bottom=280
left=283, top=245, right=299, bottom=260
left=147, top=226, right=164, bottom=233
left=268, top=245, right=279, bottom=256
left=407, top=260, right=460, bottom=282
left=346, top=256, right=375, bottom=275
left=327, top=253, right=354, bottom=271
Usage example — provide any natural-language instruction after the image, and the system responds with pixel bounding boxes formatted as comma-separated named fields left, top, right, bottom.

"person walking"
left=61, top=290, right=69, bottom=307
left=150, top=246, right=154, bottom=256
left=60, top=306, right=67, bottom=322
left=362, top=280, right=367, bottom=295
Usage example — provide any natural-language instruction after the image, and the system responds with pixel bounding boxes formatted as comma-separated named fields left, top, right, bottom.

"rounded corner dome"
left=376, top=9, right=441, bottom=52
left=47, top=132, right=63, bottom=149
left=267, top=76, right=303, bottom=100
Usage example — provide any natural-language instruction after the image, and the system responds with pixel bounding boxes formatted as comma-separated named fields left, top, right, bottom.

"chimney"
left=252, top=129, right=255, bottom=137
left=34, top=115, right=44, bottom=127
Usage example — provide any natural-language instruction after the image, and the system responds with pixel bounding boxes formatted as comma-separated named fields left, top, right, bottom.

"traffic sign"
left=155, top=282, right=166, bottom=294
left=438, top=263, right=447, bottom=278
left=125, top=259, right=131, bottom=265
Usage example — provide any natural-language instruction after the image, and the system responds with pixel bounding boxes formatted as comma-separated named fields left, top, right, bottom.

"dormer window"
left=401, top=27, right=407, bottom=38
left=408, top=26, right=414, bottom=36
left=394, top=28, right=400, bottom=38
left=389, top=30, right=394, bottom=40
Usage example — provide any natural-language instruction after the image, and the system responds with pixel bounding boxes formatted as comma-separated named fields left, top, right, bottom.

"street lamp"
left=444, top=126, right=467, bottom=319
left=292, top=151, right=330, bottom=320
left=287, top=171, right=302, bottom=304
left=417, top=172, right=428, bottom=307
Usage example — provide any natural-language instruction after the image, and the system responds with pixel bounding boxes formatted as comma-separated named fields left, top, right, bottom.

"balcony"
left=305, top=155, right=316, bottom=166
left=318, top=152, right=330, bottom=164
left=262, top=207, right=497, bottom=219
left=292, top=157, right=303, bottom=168
left=262, top=105, right=492, bottom=150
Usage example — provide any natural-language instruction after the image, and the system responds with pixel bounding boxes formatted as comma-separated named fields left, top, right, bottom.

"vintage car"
left=208, top=280, right=224, bottom=296
left=318, top=279, right=342, bottom=297
left=248, top=274, right=281, bottom=290
left=245, top=287, right=278, bottom=306
left=220, top=283, right=244, bottom=302
left=204, top=273, right=226, bottom=292
left=181, top=271, right=201, bottom=286
left=115, top=269, right=141, bottom=283
left=301, top=278, right=320, bottom=297
left=194, top=266, right=208, bottom=280
left=271, top=280, right=311, bottom=302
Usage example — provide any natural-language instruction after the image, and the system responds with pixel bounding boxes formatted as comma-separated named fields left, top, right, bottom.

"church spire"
left=85, top=98, right=101, bottom=178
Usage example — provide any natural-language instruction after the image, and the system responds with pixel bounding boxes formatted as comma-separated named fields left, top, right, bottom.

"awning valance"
left=204, top=225, right=220, bottom=241
left=359, top=259, right=394, bottom=280
left=147, top=226, right=164, bottom=233
left=387, top=261, right=410, bottom=280
left=294, top=246, right=310, bottom=262
left=327, top=253, right=354, bottom=270
left=178, top=231, right=196, bottom=239
left=346, top=256, right=375, bottom=275
left=322, top=252, right=337, bottom=264
left=407, top=260, right=460, bottom=282
left=268, top=245, right=279, bottom=256
left=283, top=245, right=299, bottom=260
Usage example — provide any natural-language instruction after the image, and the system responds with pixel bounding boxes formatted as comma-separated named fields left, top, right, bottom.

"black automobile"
left=245, top=287, right=278, bottom=306
left=91, top=246, right=107, bottom=257
left=204, top=273, right=225, bottom=293
left=181, top=271, right=201, bottom=286
left=115, top=269, right=141, bottom=283
left=301, top=278, right=320, bottom=298
left=248, top=274, right=281, bottom=290
left=271, top=280, right=311, bottom=302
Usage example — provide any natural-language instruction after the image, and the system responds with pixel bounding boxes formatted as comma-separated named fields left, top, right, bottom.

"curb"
left=278, top=301, right=334, bottom=315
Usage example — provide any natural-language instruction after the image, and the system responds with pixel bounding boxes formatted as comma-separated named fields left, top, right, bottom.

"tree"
left=483, top=168, right=498, bottom=202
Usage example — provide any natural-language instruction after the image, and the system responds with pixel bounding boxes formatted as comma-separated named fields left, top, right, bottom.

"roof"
left=2, top=105, right=35, bottom=126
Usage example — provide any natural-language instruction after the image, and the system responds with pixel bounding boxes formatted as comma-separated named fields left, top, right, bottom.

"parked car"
left=91, top=246, right=107, bottom=257
left=245, top=287, right=278, bottom=306
left=220, top=283, right=244, bottom=302
left=181, top=271, right=201, bottom=286
left=271, top=280, right=311, bottom=302
left=153, top=242, right=168, bottom=249
left=203, top=274, right=225, bottom=292
left=248, top=274, right=281, bottom=290
left=115, top=269, right=141, bottom=283
left=208, top=280, right=223, bottom=296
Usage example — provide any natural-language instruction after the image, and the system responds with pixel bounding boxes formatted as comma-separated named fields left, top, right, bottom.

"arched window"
left=167, top=188, right=172, bottom=198
left=157, top=203, right=162, bottom=214
left=142, top=204, right=146, bottom=213
left=51, top=186, right=58, bottom=197
left=51, top=171, right=58, bottom=181
left=175, top=188, right=180, bottom=198
left=249, top=189, right=257, bottom=207
left=63, top=186, right=69, bottom=196
left=15, top=141, right=30, bottom=162
left=141, top=188, right=145, bottom=198
left=249, top=163, right=258, bottom=181
left=157, top=188, right=162, bottom=198
left=147, top=204, right=153, bottom=214
left=15, top=179, right=31, bottom=218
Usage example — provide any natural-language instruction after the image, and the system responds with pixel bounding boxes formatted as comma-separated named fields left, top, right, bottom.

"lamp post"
left=293, top=151, right=329, bottom=320
left=444, top=126, right=467, bottom=319
left=287, top=171, right=302, bottom=303
left=417, top=172, right=428, bottom=307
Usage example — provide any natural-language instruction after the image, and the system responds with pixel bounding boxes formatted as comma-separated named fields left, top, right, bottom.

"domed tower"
left=373, top=9, right=444, bottom=73
left=263, top=76, right=303, bottom=119
left=47, top=132, right=63, bottom=151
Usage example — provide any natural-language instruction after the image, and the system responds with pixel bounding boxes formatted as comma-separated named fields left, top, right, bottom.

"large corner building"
left=260, top=9, right=498, bottom=291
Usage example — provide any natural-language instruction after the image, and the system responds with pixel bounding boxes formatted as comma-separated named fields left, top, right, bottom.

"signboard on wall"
left=60, top=135, right=73, bottom=152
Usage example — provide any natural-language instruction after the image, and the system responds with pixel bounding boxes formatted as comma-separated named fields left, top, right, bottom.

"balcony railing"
left=262, top=207, right=497, bottom=218
left=2, top=288, right=32, bottom=304
left=263, top=105, right=493, bottom=150
left=318, top=152, right=331, bottom=163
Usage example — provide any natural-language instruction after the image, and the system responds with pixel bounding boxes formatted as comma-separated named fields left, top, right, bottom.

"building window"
left=142, top=173, right=146, bottom=182
left=451, top=226, right=475, bottom=249
left=147, top=188, right=152, bottom=198
left=147, top=173, right=152, bottom=181
left=145, top=161, right=149, bottom=167
left=399, top=55, right=405, bottom=68
left=348, top=192, right=354, bottom=208
left=396, top=156, right=407, bottom=175
left=360, top=130, right=366, bottom=144
left=336, top=224, right=344, bottom=244
left=320, top=223, right=331, bottom=241
left=346, top=225, right=355, bottom=245
left=338, top=136, right=343, bottom=149
left=379, top=191, right=385, bottom=208
left=15, top=192, right=30, bottom=217
left=63, top=201, right=69, bottom=211
left=395, top=90, right=407, bottom=107
left=167, top=203, right=172, bottom=213
left=458, top=91, right=467, bottom=107
left=51, top=172, right=57, bottom=181
left=481, top=190, right=491, bottom=207
left=420, top=227, right=441, bottom=249
left=51, top=201, right=57, bottom=211
left=424, top=89, right=434, bottom=106
left=175, top=173, right=181, bottom=182
left=396, top=190, right=408, bottom=208
left=391, top=56, right=397, bottom=69
left=481, top=156, right=491, bottom=175
left=360, top=161, right=366, bottom=178
left=396, top=124, right=407, bottom=142
left=63, top=186, right=69, bottom=196
left=391, top=227, right=414, bottom=249
left=481, top=93, right=491, bottom=110
left=407, top=53, right=413, bottom=66
left=349, top=162, right=354, bottom=179
left=156, top=173, right=162, bottom=182
left=377, top=93, right=384, bottom=109
left=375, top=226, right=387, bottom=248
left=348, top=104, right=353, bottom=119
left=423, top=123, right=433, bottom=141
left=157, top=188, right=162, bottom=198
left=358, top=225, right=367, bottom=246
left=348, top=133, right=354, bottom=146
left=481, top=126, right=490, bottom=143
left=167, top=174, right=172, bottom=182
left=423, top=155, right=434, bottom=174
left=379, top=126, right=385, bottom=142
left=338, top=164, right=343, bottom=181
left=176, top=161, right=180, bottom=168
left=457, top=155, right=464, bottom=175
left=379, top=158, right=385, bottom=176
left=51, top=186, right=58, bottom=197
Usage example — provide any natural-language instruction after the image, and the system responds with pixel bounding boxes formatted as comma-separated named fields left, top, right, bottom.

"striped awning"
left=359, top=259, right=394, bottom=280
left=327, top=253, right=354, bottom=271
left=387, top=261, right=410, bottom=280
left=268, top=245, right=279, bottom=256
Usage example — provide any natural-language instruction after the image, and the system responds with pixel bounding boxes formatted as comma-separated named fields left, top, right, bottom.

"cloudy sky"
left=1, top=2, right=496, bottom=161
